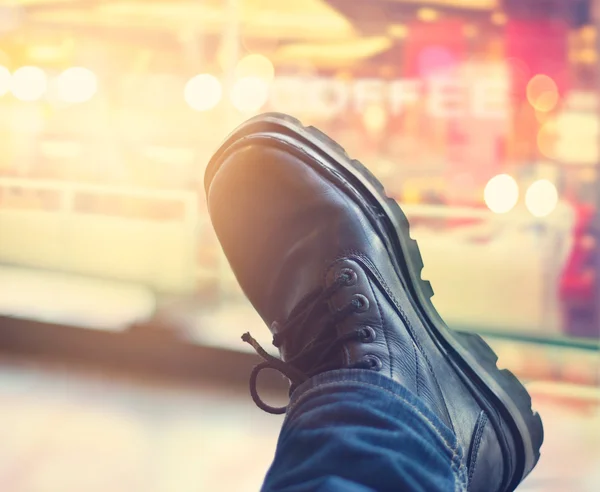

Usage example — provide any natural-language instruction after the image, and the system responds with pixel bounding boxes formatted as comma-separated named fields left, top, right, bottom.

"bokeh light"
left=580, top=25, right=596, bottom=42
left=525, top=179, right=558, bottom=217
left=235, top=54, right=274, bottom=82
left=417, top=8, right=439, bottom=22
left=534, top=108, right=551, bottom=124
left=0, top=65, right=10, bottom=96
left=56, top=67, right=98, bottom=103
left=11, top=66, right=47, bottom=101
left=230, top=76, right=269, bottom=113
left=526, top=74, right=559, bottom=112
left=184, top=74, right=222, bottom=111
left=387, top=24, right=407, bottom=39
left=363, top=105, right=387, bottom=134
left=484, top=174, right=519, bottom=214
left=537, top=119, right=557, bottom=159
left=578, top=48, right=598, bottom=65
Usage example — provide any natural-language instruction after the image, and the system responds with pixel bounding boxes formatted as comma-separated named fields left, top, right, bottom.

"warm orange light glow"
left=417, top=8, right=439, bottom=22
left=580, top=26, right=596, bottom=42
left=387, top=24, right=408, bottom=39
left=579, top=49, right=598, bottom=65
left=526, top=74, right=559, bottom=112
left=537, top=120, right=557, bottom=159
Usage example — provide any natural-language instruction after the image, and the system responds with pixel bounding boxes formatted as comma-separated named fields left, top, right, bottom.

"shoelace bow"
left=242, top=271, right=377, bottom=414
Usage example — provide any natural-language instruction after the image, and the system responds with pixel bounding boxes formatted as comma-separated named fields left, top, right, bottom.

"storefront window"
left=0, top=0, right=597, bottom=348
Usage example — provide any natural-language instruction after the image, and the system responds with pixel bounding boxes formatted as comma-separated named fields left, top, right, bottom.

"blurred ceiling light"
left=184, top=74, right=222, bottom=111
left=526, top=74, right=559, bottom=112
left=417, top=8, right=439, bottom=22
left=387, top=24, right=408, bottom=39
left=57, top=67, right=97, bottom=103
left=491, top=12, right=507, bottom=25
left=235, top=53, right=274, bottom=82
left=231, top=76, right=269, bottom=113
left=0, top=66, right=10, bottom=96
left=525, top=179, right=558, bottom=217
left=484, top=174, right=519, bottom=214
left=273, top=37, right=391, bottom=67
left=10, top=66, right=47, bottom=101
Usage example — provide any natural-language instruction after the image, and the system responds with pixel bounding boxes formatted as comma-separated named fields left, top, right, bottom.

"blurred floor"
left=0, top=357, right=598, bottom=492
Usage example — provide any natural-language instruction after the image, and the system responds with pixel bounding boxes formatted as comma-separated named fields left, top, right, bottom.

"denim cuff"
left=286, top=369, right=465, bottom=478
left=290, top=370, right=453, bottom=434
left=290, top=368, right=422, bottom=409
left=274, top=368, right=468, bottom=492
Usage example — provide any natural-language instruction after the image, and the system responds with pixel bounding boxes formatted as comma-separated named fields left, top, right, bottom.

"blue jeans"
left=262, top=370, right=468, bottom=492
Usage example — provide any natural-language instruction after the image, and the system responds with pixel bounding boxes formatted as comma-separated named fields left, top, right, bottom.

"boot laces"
left=242, top=271, right=378, bottom=414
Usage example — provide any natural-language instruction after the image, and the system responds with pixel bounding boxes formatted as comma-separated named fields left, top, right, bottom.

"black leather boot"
left=204, top=113, right=543, bottom=491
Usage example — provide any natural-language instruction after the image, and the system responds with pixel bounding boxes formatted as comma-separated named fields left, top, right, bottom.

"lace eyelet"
left=360, top=326, right=377, bottom=343
left=351, top=294, right=369, bottom=312
left=339, top=268, right=357, bottom=286
left=363, top=355, right=383, bottom=372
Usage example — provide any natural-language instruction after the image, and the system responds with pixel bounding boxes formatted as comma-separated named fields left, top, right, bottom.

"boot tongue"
left=272, top=290, right=345, bottom=376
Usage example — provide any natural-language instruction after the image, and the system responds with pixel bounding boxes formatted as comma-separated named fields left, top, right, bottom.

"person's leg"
left=205, top=113, right=543, bottom=492
left=262, top=370, right=467, bottom=492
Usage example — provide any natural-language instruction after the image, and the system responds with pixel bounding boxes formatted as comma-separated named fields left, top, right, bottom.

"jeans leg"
left=262, top=369, right=468, bottom=492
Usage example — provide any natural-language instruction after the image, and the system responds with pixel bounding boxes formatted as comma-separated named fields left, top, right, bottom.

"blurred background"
left=0, top=0, right=598, bottom=490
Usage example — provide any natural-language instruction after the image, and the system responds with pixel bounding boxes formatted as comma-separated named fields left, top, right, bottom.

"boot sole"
left=206, top=112, right=543, bottom=490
